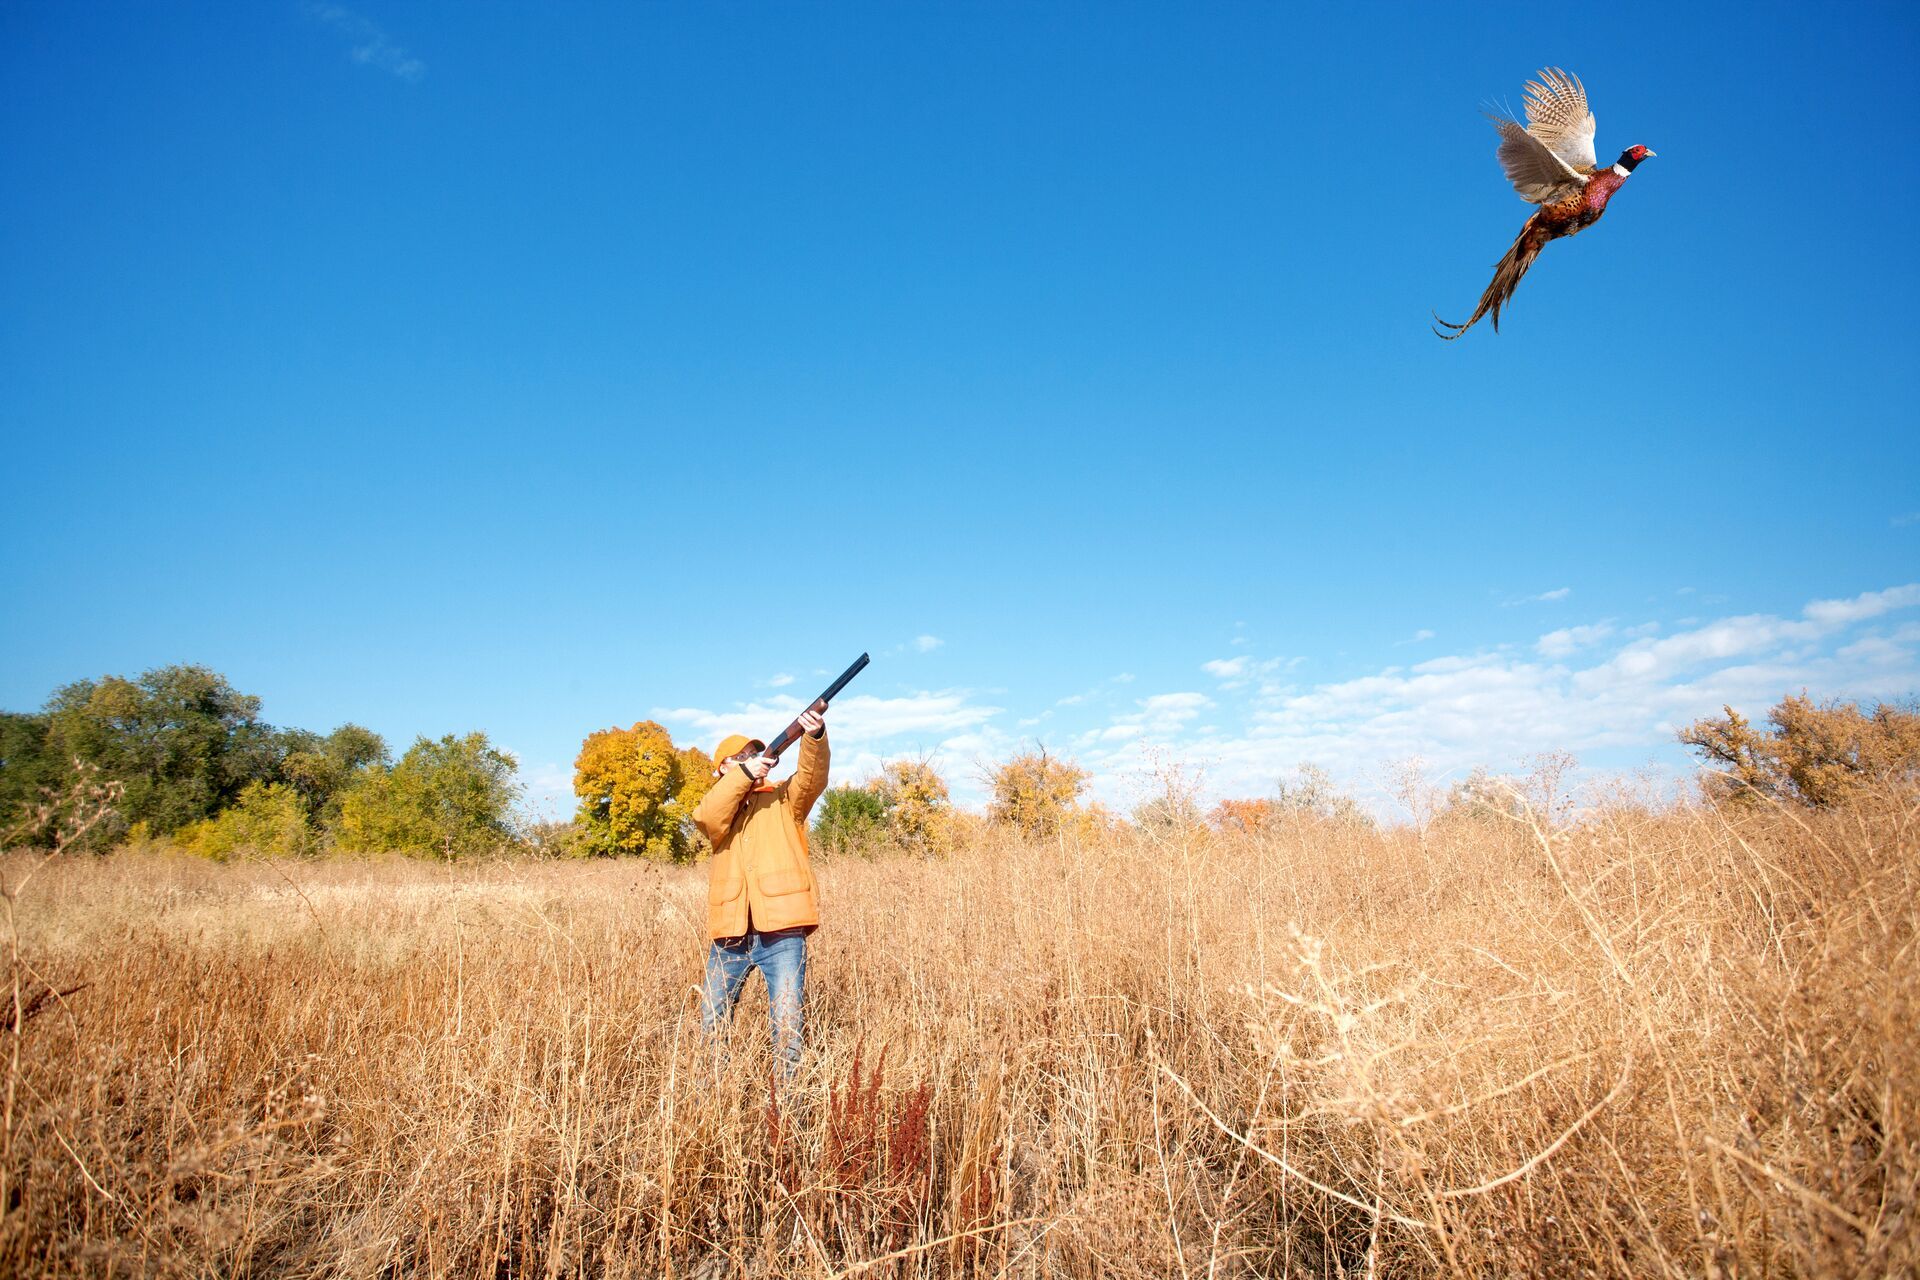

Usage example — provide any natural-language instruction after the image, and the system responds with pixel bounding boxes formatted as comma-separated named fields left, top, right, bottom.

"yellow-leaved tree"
left=872, top=758, right=958, bottom=854
left=1680, top=694, right=1920, bottom=807
left=572, top=721, right=714, bottom=860
left=176, top=781, right=313, bottom=860
left=987, top=748, right=1090, bottom=838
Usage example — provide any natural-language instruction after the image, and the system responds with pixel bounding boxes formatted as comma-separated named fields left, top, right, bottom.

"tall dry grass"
left=1, top=786, right=1914, bottom=1276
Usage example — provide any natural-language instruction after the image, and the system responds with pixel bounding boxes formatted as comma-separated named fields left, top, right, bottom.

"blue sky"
left=3, top=2, right=1916, bottom=815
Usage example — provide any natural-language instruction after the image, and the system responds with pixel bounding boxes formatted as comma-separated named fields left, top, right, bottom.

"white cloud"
left=1203, top=655, right=1296, bottom=691
left=305, top=3, right=425, bottom=80
left=648, top=584, right=1920, bottom=819
left=1578, top=614, right=1827, bottom=689
left=1802, top=584, right=1920, bottom=626
left=1107, top=691, right=1214, bottom=737
left=1838, top=634, right=1911, bottom=664
left=1537, top=622, right=1616, bottom=658
left=1061, top=584, right=1920, bottom=811
left=1501, top=586, right=1572, bottom=607
left=914, top=635, right=944, bottom=653
left=654, top=689, right=1001, bottom=753
left=767, top=673, right=794, bottom=687
left=1141, top=691, right=1211, bottom=718
left=1537, top=621, right=1656, bottom=659
left=513, top=759, right=575, bottom=822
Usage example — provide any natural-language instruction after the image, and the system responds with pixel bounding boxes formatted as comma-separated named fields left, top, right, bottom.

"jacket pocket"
left=759, top=868, right=812, bottom=897
left=709, top=876, right=744, bottom=906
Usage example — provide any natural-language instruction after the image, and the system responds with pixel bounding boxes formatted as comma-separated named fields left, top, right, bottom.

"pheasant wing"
left=1522, top=67, right=1598, bottom=172
left=1488, top=114, right=1586, bottom=203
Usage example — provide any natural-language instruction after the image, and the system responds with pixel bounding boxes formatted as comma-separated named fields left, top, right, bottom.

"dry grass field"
left=2, top=788, right=1914, bottom=1277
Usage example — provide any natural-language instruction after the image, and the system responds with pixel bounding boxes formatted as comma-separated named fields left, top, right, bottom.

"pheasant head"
left=1614, top=144, right=1656, bottom=174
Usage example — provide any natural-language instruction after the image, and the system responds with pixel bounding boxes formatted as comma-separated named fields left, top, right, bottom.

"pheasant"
left=1434, top=68, right=1654, bottom=339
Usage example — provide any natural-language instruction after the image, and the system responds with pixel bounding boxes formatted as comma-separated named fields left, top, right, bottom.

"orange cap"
left=712, top=734, right=763, bottom=766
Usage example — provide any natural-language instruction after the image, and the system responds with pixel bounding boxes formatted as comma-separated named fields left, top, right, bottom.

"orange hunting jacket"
left=692, top=731, right=829, bottom=939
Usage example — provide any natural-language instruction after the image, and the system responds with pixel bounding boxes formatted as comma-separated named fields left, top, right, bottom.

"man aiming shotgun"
left=691, top=654, right=869, bottom=1073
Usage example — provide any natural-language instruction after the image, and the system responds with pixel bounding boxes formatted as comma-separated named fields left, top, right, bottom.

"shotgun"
left=761, top=653, right=870, bottom=761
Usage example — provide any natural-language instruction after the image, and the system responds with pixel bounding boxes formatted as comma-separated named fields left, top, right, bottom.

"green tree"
left=42, top=664, right=276, bottom=836
left=0, top=712, right=59, bottom=846
left=813, top=785, right=891, bottom=856
left=571, top=721, right=714, bottom=860
left=278, top=723, right=390, bottom=826
left=336, top=733, right=521, bottom=857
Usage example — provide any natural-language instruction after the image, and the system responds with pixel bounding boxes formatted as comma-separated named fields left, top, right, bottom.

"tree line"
left=3, top=664, right=1913, bottom=860
left=0, top=665, right=518, bottom=856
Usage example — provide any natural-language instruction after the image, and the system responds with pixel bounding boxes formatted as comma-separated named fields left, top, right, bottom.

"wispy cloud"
left=1505, top=586, right=1571, bottom=606
left=1200, top=655, right=1296, bottom=692
left=1536, top=621, right=1616, bottom=658
left=655, top=689, right=1001, bottom=753
left=1802, top=583, right=1920, bottom=626
left=1067, top=583, right=1920, bottom=809
left=655, top=686, right=1015, bottom=805
left=305, top=3, right=425, bottom=81
left=1893, top=512, right=1920, bottom=528
left=511, top=759, right=575, bottom=821
left=883, top=634, right=947, bottom=658
left=1087, top=691, right=1214, bottom=745
left=649, top=584, right=1919, bottom=817
left=766, top=673, right=794, bottom=688
left=1396, top=628, right=1436, bottom=646
left=1137, top=691, right=1212, bottom=724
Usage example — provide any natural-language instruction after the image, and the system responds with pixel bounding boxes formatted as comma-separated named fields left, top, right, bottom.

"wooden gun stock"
left=764, top=653, right=870, bottom=760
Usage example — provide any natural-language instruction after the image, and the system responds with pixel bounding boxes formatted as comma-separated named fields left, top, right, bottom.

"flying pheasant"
left=1434, top=69, right=1654, bottom=339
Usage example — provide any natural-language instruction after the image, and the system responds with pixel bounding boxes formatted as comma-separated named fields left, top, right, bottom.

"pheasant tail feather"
left=1433, top=222, right=1547, bottom=340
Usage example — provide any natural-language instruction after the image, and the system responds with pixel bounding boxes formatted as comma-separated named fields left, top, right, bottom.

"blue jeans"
left=701, top=928, right=807, bottom=1073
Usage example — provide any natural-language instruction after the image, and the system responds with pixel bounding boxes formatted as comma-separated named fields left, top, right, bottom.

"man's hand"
left=799, top=708, right=826, bottom=739
left=740, top=754, right=775, bottom=782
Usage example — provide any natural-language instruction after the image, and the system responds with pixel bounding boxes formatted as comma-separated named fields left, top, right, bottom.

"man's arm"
left=787, top=723, right=830, bottom=824
left=692, top=766, right=757, bottom=848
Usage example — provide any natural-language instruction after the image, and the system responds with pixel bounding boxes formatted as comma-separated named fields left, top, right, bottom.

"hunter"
left=691, top=707, right=829, bottom=1073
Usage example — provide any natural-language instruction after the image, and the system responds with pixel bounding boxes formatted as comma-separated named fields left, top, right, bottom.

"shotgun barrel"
left=763, top=653, right=870, bottom=760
